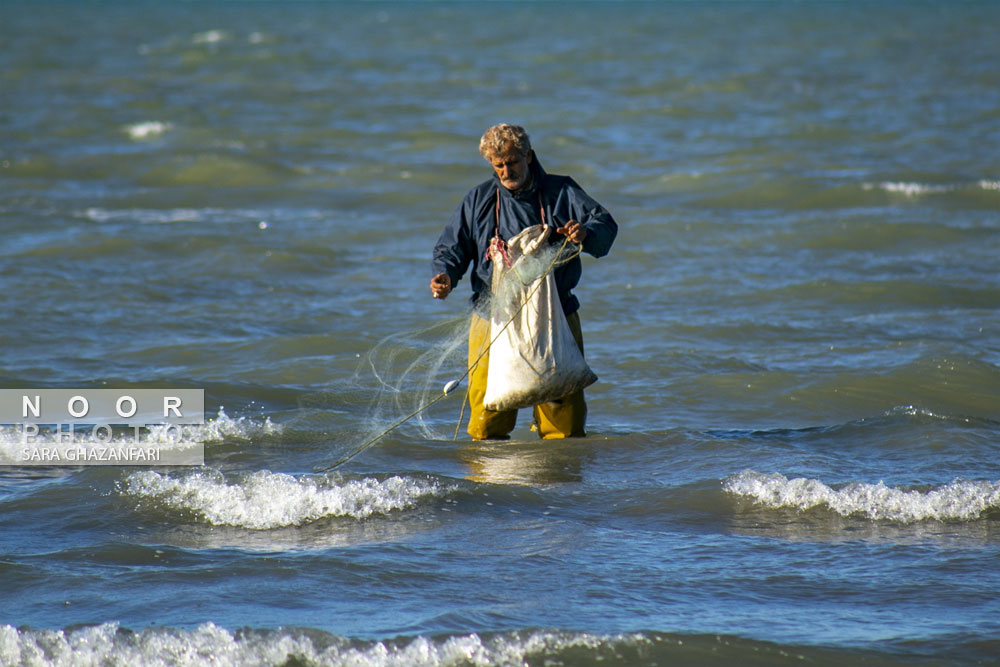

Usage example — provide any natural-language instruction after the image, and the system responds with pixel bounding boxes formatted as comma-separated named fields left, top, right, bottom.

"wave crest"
left=121, top=470, right=449, bottom=529
left=723, top=471, right=1000, bottom=523
left=0, top=622, right=650, bottom=667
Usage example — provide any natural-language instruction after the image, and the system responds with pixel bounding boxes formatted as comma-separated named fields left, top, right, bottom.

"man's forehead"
left=490, top=150, right=526, bottom=164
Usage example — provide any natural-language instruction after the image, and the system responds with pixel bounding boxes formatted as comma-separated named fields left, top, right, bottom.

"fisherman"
left=431, top=124, right=617, bottom=440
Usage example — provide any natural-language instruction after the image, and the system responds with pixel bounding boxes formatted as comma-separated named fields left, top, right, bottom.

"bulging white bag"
left=483, top=224, right=597, bottom=412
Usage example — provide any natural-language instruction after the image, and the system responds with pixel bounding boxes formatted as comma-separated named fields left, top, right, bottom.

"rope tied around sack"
left=486, top=187, right=550, bottom=269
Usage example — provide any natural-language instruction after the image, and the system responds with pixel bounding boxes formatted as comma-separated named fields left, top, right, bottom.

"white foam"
left=886, top=404, right=961, bottom=421
left=121, top=469, right=448, bottom=529
left=82, top=207, right=204, bottom=223
left=192, top=29, right=228, bottom=44
left=863, top=181, right=953, bottom=197
left=0, top=623, right=649, bottom=667
left=79, top=207, right=304, bottom=226
left=124, top=121, right=172, bottom=140
left=724, top=471, right=1000, bottom=523
left=861, top=179, right=1000, bottom=196
left=180, top=407, right=283, bottom=443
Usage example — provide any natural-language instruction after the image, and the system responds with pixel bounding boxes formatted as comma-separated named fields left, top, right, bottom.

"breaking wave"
left=724, top=471, right=1000, bottom=523
left=121, top=470, right=450, bottom=529
left=185, top=408, right=283, bottom=442
left=0, top=623, right=655, bottom=667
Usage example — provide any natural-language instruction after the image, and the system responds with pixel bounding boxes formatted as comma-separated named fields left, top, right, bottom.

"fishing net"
left=353, top=315, right=468, bottom=442
left=483, top=224, right=597, bottom=411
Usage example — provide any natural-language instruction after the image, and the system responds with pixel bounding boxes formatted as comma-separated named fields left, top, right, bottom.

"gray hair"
left=479, top=124, right=532, bottom=161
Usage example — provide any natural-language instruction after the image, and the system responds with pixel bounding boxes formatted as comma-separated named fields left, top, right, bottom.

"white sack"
left=483, top=224, right=597, bottom=411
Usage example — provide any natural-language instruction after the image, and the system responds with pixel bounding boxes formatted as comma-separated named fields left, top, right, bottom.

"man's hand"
left=556, top=220, right=587, bottom=245
left=430, top=273, right=452, bottom=299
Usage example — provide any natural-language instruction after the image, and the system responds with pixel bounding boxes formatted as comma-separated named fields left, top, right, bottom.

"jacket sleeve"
left=567, top=178, right=617, bottom=258
left=432, top=193, right=477, bottom=287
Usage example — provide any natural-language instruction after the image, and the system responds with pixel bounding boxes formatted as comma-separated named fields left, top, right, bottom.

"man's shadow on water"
left=457, top=437, right=587, bottom=486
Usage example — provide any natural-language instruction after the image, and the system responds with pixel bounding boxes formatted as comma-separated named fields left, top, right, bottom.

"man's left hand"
left=556, top=220, right=587, bottom=245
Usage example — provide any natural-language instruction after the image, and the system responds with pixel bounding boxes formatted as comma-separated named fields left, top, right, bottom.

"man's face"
left=490, top=150, right=532, bottom=192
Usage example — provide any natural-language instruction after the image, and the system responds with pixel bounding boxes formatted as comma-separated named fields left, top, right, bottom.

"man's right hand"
left=430, top=273, right=452, bottom=299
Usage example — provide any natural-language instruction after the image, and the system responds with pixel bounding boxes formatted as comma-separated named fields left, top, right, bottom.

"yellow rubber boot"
left=466, top=313, right=518, bottom=440
left=532, top=311, right=588, bottom=439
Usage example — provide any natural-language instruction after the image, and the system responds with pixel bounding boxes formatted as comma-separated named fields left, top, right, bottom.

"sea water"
left=1, top=2, right=999, bottom=664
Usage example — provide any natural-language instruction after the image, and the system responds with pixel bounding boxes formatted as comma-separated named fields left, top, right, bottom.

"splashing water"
left=121, top=469, right=450, bottom=529
left=0, top=622, right=652, bottom=667
left=724, top=471, right=1000, bottom=523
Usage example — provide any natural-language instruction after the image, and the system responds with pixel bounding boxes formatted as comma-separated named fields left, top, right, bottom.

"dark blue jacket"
left=432, top=158, right=617, bottom=315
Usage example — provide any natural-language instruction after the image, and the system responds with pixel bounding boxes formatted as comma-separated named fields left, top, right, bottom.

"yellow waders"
left=466, top=310, right=588, bottom=440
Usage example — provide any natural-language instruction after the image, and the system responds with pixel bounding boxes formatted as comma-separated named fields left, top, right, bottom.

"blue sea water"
left=1, top=1, right=999, bottom=664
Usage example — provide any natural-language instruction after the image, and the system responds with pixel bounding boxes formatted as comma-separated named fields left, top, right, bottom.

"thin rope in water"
left=316, top=235, right=580, bottom=473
